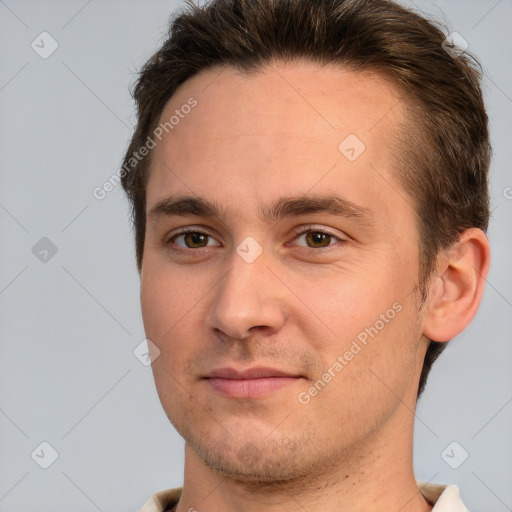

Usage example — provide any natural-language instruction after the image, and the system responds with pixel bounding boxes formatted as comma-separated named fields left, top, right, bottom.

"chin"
left=186, top=428, right=337, bottom=488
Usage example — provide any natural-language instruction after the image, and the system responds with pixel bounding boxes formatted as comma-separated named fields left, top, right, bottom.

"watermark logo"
left=442, top=32, right=468, bottom=59
left=32, top=237, right=58, bottom=263
left=237, top=442, right=262, bottom=468
left=338, top=134, right=366, bottom=162
left=236, top=236, right=263, bottom=264
left=441, top=441, right=469, bottom=469
left=31, top=441, right=59, bottom=469
left=31, top=31, right=59, bottom=59
left=133, top=338, right=161, bottom=366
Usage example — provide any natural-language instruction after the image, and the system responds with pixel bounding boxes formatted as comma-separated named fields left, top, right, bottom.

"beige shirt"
left=139, top=481, right=469, bottom=512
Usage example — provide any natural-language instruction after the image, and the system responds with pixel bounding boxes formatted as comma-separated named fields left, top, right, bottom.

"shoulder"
left=138, top=487, right=183, bottom=512
left=417, top=481, right=469, bottom=512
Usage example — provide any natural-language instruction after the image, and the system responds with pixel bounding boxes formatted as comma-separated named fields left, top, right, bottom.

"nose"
left=207, top=247, right=287, bottom=341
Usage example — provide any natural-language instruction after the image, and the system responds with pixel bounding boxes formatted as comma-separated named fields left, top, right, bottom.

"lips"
left=207, top=367, right=299, bottom=379
left=204, top=367, right=303, bottom=399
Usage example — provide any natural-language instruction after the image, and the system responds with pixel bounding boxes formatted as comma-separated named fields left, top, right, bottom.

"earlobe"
left=422, top=228, right=491, bottom=342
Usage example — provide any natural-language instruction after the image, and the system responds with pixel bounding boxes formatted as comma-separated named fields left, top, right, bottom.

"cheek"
left=140, top=271, right=171, bottom=342
left=307, top=299, right=421, bottom=431
left=140, top=259, right=213, bottom=375
left=294, top=260, right=419, bottom=379
left=290, top=267, right=399, bottom=347
left=141, top=270, right=187, bottom=389
left=141, top=258, right=197, bottom=339
left=140, top=266, right=199, bottom=411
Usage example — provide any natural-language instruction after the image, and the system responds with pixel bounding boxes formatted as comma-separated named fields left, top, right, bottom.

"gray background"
left=0, top=1, right=511, bottom=511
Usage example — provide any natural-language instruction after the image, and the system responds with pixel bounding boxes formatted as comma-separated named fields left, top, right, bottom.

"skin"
left=140, top=61, right=490, bottom=512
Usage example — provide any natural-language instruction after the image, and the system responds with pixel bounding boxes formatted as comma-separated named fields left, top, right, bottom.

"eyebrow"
left=147, top=194, right=375, bottom=226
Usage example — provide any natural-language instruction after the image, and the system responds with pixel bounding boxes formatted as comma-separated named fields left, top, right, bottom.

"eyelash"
left=164, top=225, right=346, bottom=253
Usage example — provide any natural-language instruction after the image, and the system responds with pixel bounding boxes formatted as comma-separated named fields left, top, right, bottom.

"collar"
left=139, top=481, right=469, bottom=512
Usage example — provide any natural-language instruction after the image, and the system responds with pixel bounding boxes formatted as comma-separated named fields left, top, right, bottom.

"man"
left=121, top=0, right=491, bottom=510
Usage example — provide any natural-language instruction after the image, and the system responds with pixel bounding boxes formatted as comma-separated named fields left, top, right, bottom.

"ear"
left=422, top=228, right=491, bottom=342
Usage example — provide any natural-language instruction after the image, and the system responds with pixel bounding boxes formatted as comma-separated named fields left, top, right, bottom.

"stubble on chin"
left=180, top=420, right=349, bottom=493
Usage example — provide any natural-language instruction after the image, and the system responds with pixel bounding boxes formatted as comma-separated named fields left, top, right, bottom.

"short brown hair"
left=121, top=0, right=491, bottom=398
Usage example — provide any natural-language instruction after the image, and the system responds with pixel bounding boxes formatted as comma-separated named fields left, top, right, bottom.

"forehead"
left=157, top=60, right=406, bottom=141
left=147, top=61, right=412, bottom=225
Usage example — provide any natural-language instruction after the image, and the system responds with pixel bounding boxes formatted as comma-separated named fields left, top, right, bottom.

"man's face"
left=141, top=62, right=429, bottom=482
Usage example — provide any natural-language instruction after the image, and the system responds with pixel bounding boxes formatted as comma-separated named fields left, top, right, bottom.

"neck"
left=175, top=407, right=433, bottom=512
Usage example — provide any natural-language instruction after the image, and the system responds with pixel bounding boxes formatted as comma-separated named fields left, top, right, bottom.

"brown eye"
left=184, top=232, right=208, bottom=248
left=170, top=231, right=219, bottom=249
left=304, top=232, right=332, bottom=248
left=294, top=228, right=340, bottom=249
